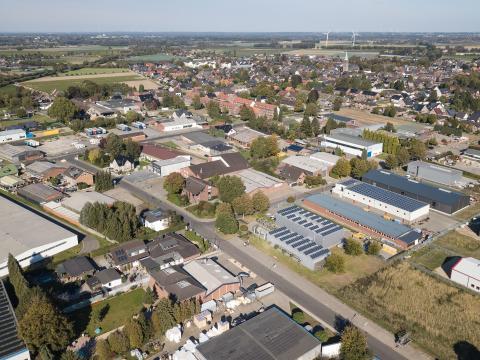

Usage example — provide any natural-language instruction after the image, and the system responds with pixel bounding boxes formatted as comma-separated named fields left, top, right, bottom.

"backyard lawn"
left=64, top=67, right=130, bottom=76
left=410, top=245, right=452, bottom=270
left=71, top=288, right=146, bottom=336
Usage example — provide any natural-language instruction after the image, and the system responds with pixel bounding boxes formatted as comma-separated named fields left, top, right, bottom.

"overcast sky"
left=1, top=0, right=479, bottom=33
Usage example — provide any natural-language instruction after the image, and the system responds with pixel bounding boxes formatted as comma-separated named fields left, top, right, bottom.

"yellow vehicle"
left=352, top=232, right=366, bottom=240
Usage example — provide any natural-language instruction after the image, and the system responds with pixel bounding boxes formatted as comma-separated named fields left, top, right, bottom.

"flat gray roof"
left=196, top=307, right=321, bottom=360
left=323, top=133, right=380, bottom=147
left=0, top=196, right=77, bottom=264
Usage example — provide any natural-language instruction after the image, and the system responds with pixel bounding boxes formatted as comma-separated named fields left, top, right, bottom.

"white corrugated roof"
left=453, top=257, right=480, bottom=278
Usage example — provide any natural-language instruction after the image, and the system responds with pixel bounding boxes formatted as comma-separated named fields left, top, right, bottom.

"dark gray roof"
left=185, top=176, right=209, bottom=195
left=147, top=233, right=200, bottom=261
left=95, top=268, right=121, bottom=284
left=0, top=281, right=28, bottom=359
left=148, top=265, right=205, bottom=302
left=362, top=170, right=469, bottom=207
left=189, top=153, right=249, bottom=179
left=196, top=307, right=321, bottom=360
left=143, top=208, right=167, bottom=222
left=56, top=256, right=96, bottom=277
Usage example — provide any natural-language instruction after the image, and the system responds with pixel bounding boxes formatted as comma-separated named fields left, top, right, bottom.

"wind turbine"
left=324, top=31, right=331, bottom=48
left=352, top=31, right=359, bottom=47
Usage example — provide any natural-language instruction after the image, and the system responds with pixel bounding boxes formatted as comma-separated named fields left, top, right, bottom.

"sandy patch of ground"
left=27, top=71, right=139, bottom=82
left=122, top=79, right=159, bottom=90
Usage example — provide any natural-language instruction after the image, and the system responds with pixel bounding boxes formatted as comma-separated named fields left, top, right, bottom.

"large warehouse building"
left=449, top=257, right=480, bottom=293
left=407, top=161, right=464, bottom=187
left=195, top=307, right=322, bottom=360
left=263, top=205, right=345, bottom=270
left=0, top=196, right=78, bottom=277
left=362, top=170, right=470, bottom=215
left=332, top=179, right=430, bottom=223
left=303, top=194, right=422, bottom=249
left=319, top=133, right=383, bottom=158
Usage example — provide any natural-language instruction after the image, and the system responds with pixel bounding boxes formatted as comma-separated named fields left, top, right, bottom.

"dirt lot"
left=122, top=79, right=159, bottom=90
left=37, top=135, right=92, bottom=156
left=26, top=70, right=139, bottom=82
left=337, top=108, right=421, bottom=127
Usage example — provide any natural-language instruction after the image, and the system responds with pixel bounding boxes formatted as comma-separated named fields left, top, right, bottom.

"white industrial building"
left=450, top=257, right=480, bottom=293
left=0, top=129, right=26, bottom=143
left=281, top=155, right=329, bottom=177
left=407, top=161, right=465, bottom=188
left=320, top=133, right=383, bottom=158
left=151, top=156, right=191, bottom=177
left=309, top=152, right=340, bottom=168
left=332, top=179, right=430, bottom=223
left=0, top=197, right=78, bottom=277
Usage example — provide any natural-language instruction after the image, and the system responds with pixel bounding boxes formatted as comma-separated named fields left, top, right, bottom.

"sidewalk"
left=226, top=236, right=432, bottom=360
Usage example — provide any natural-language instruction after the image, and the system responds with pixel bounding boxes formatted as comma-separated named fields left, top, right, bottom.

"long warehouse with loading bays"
left=332, top=179, right=430, bottom=223
left=303, top=194, right=422, bottom=250
left=362, top=169, right=470, bottom=215
left=0, top=196, right=78, bottom=277
left=262, top=205, right=345, bottom=270
left=319, top=133, right=383, bottom=158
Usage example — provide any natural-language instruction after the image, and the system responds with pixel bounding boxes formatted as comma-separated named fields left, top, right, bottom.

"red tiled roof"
left=142, top=143, right=180, bottom=160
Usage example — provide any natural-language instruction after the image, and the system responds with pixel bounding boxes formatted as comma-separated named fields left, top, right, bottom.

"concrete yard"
left=38, top=135, right=93, bottom=157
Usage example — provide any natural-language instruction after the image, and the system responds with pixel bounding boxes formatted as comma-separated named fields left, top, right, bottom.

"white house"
left=151, top=156, right=191, bottom=177
left=0, top=129, right=26, bottom=143
left=142, top=208, right=170, bottom=232
left=450, top=257, right=480, bottom=293
left=109, top=156, right=134, bottom=173
left=95, top=268, right=122, bottom=290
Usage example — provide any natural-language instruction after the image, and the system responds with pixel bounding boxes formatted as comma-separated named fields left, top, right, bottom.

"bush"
left=366, top=241, right=382, bottom=255
left=287, top=196, right=295, bottom=203
left=324, top=253, right=345, bottom=273
left=292, top=310, right=305, bottom=324
left=314, top=329, right=329, bottom=343
left=344, top=238, right=364, bottom=256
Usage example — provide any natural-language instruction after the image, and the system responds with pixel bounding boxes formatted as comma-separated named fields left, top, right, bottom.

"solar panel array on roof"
left=268, top=227, right=329, bottom=261
left=305, top=194, right=417, bottom=239
left=0, top=281, right=28, bottom=359
left=277, top=205, right=343, bottom=241
left=347, top=181, right=428, bottom=212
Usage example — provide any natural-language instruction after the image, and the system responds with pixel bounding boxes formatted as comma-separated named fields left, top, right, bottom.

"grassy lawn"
left=454, top=202, right=480, bottom=221
left=249, top=236, right=384, bottom=292
left=186, top=202, right=217, bottom=219
left=0, top=84, right=18, bottom=95
left=71, top=288, right=146, bottom=336
left=64, top=67, right=130, bottom=76
left=0, top=114, right=55, bottom=128
left=338, top=262, right=480, bottom=359
left=409, top=245, right=451, bottom=270
left=183, top=230, right=210, bottom=253
left=435, top=230, right=480, bottom=258
left=22, top=75, right=141, bottom=92
left=167, top=193, right=189, bottom=207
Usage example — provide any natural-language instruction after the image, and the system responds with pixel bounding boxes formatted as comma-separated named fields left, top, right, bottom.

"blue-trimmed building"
left=304, top=194, right=422, bottom=249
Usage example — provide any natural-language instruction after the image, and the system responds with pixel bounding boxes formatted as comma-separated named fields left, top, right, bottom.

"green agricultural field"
left=71, top=288, right=146, bottom=336
left=64, top=67, right=130, bottom=76
left=0, top=84, right=18, bottom=95
left=22, top=75, right=141, bottom=92
left=126, top=53, right=183, bottom=62
left=339, top=262, right=480, bottom=359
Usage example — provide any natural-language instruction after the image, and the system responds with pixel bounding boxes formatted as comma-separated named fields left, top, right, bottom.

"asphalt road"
left=118, top=180, right=411, bottom=360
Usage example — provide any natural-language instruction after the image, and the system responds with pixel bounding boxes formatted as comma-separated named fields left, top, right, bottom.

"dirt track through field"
left=26, top=71, right=140, bottom=82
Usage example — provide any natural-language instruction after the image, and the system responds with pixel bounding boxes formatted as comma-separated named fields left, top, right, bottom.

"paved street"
left=116, top=180, right=430, bottom=360
left=53, top=140, right=430, bottom=359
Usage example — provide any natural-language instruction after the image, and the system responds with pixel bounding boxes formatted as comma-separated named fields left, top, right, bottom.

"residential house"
left=109, top=156, right=134, bottom=173
left=55, top=256, right=96, bottom=282
left=142, top=208, right=170, bottom=232
left=181, top=152, right=249, bottom=179
left=62, top=166, right=94, bottom=188
left=148, top=265, right=206, bottom=302
left=183, top=177, right=218, bottom=203
left=86, top=268, right=122, bottom=291
left=108, top=240, right=148, bottom=269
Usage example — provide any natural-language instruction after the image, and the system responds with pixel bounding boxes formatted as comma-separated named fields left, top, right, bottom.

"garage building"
left=332, top=179, right=430, bottom=223
left=362, top=169, right=470, bottom=214
left=320, top=133, right=383, bottom=158
left=0, top=196, right=78, bottom=277
left=450, top=257, right=480, bottom=293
